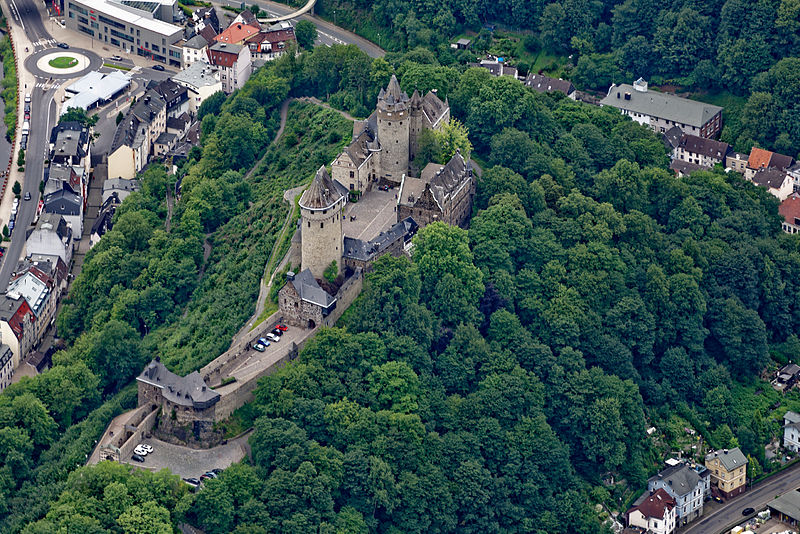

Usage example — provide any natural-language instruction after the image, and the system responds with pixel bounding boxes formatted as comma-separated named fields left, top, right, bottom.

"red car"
left=276, top=324, right=288, bottom=332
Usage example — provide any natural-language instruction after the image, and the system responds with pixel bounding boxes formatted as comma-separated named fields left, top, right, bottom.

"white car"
left=133, top=445, right=149, bottom=456
left=266, top=332, right=280, bottom=343
left=139, top=443, right=153, bottom=453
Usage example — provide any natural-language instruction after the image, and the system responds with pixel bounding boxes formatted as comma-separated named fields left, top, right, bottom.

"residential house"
left=726, top=152, right=748, bottom=174
left=49, top=121, right=91, bottom=173
left=181, top=33, right=211, bottom=69
left=43, top=189, right=83, bottom=238
left=45, top=163, right=83, bottom=202
left=90, top=194, right=121, bottom=248
left=167, top=113, right=190, bottom=138
left=25, top=213, right=73, bottom=265
left=751, top=167, right=793, bottom=201
left=662, top=126, right=683, bottom=152
left=0, top=294, right=35, bottom=370
left=780, top=193, right=800, bottom=234
left=192, top=6, right=220, bottom=34
left=231, top=9, right=260, bottom=29
left=745, top=147, right=794, bottom=180
left=524, top=73, right=576, bottom=99
left=278, top=269, right=337, bottom=329
left=18, top=254, right=68, bottom=300
left=207, top=42, right=252, bottom=93
left=102, top=178, right=140, bottom=204
left=245, top=22, right=296, bottom=60
left=600, top=78, right=723, bottom=138
left=7, top=269, right=55, bottom=349
left=773, top=362, right=800, bottom=391
left=647, top=463, right=708, bottom=525
left=478, top=58, right=518, bottom=78
left=397, top=151, right=475, bottom=229
left=626, top=489, right=677, bottom=534
left=0, top=344, right=13, bottom=392
left=214, top=21, right=260, bottom=45
left=108, top=90, right=167, bottom=179
left=669, top=160, right=706, bottom=177
left=784, top=411, right=800, bottom=452
left=451, top=38, right=471, bottom=49
left=154, top=132, right=177, bottom=156
left=342, top=217, right=417, bottom=273
left=705, top=448, right=747, bottom=499
left=673, top=134, right=730, bottom=168
left=172, top=61, right=223, bottom=114
left=149, top=79, right=190, bottom=118
left=786, top=162, right=800, bottom=193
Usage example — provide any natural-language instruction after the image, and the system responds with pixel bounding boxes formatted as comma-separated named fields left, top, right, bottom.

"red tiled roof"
left=214, top=23, right=259, bottom=45
left=780, top=192, right=800, bottom=226
left=749, top=147, right=774, bottom=170
left=628, top=489, right=676, bottom=520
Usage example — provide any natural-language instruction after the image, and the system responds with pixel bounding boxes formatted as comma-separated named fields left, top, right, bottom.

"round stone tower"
left=376, top=75, right=410, bottom=182
left=299, top=166, right=345, bottom=279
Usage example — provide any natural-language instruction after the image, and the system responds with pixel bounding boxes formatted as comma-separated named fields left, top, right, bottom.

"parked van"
left=24, top=93, right=30, bottom=103
left=21, top=121, right=29, bottom=136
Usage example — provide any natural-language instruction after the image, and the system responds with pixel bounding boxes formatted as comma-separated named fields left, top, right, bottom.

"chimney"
left=286, top=271, right=295, bottom=281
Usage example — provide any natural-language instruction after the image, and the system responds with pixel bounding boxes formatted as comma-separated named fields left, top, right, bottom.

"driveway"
left=679, top=461, right=800, bottom=534
left=120, top=432, right=251, bottom=479
left=343, top=188, right=397, bottom=241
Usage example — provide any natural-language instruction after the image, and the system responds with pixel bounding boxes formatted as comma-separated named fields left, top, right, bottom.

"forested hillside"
left=310, top=0, right=800, bottom=156
left=6, top=35, right=800, bottom=532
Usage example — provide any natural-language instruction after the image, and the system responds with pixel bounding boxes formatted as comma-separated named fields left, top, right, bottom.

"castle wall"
left=444, top=174, right=476, bottom=228
left=377, top=108, right=410, bottom=182
left=278, top=282, right=325, bottom=329
left=300, top=200, right=344, bottom=279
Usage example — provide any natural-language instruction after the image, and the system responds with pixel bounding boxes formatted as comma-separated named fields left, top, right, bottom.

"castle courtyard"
left=342, top=188, right=398, bottom=241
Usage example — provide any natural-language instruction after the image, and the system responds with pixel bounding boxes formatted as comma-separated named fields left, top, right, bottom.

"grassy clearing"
left=48, top=56, right=78, bottom=68
left=151, top=101, right=352, bottom=374
left=103, top=62, right=131, bottom=71
left=0, top=36, right=17, bottom=141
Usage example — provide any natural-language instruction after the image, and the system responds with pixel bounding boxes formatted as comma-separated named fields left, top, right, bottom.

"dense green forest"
left=4, top=30, right=800, bottom=532
left=309, top=0, right=800, bottom=156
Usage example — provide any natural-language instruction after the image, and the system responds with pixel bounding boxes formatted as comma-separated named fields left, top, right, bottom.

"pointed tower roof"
left=299, top=166, right=345, bottom=210
left=385, top=75, right=404, bottom=99
left=410, top=89, right=422, bottom=107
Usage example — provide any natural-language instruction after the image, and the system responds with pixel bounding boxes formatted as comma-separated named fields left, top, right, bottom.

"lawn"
left=48, top=56, right=78, bottom=69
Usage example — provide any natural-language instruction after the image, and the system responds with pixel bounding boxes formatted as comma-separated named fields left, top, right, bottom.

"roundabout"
left=24, top=47, right=102, bottom=79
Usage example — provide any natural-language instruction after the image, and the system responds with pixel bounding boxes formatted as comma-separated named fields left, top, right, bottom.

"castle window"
left=323, top=209, right=327, bottom=214
left=307, top=221, right=310, bottom=227
left=320, top=222, right=324, bottom=228
left=350, top=171, right=354, bottom=178
left=388, top=122, right=391, bottom=126
left=400, top=122, right=402, bottom=125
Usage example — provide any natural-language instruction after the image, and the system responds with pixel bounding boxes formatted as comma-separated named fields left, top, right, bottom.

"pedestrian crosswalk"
left=31, top=38, right=57, bottom=48
left=34, top=81, right=61, bottom=90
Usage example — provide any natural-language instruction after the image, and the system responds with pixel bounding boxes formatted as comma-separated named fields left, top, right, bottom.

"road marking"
left=34, top=81, right=60, bottom=90
left=9, top=0, right=24, bottom=29
left=317, top=30, right=344, bottom=45
left=31, top=38, right=56, bottom=48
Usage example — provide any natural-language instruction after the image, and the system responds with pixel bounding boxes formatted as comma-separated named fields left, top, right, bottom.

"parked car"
left=266, top=332, right=280, bottom=343
left=131, top=454, right=145, bottom=462
left=252, top=342, right=266, bottom=352
left=211, top=468, right=223, bottom=475
left=152, top=64, right=165, bottom=71
left=8, top=220, right=14, bottom=231
left=23, top=192, right=31, bottom=201
left=200, top=473, right=213, bottom=481
left=741, top=507, right=755, bottom=516
left=133, top=445, right=149, bottom=456
left=23, top=102, right=30, bottom=113
left=138, top=443, right=153, bottom=453
left=110, top=55, right=122, bottom=61
left=57, top=42, right=69, bottom=49
left=258, top=337, right=271, bottom=347
left=183, top=477, right=201, bottom=486
left=202, top=471, right=217, bottom=479
left=20, top=135, right=27, bottom=150
left=271, top=328, right=283, bottom=337
left=276, top=324, right=288, bottom=332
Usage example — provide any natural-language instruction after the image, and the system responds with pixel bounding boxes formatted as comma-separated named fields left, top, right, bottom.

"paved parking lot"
left=343, top=188, right=398, bottom=241
left=226, top=325, right=311, bottom=383
left=120, top=432, right=250, bottom=479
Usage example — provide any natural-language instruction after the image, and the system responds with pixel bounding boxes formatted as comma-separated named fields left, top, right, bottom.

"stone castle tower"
left=409, top=89, right=424, bottom=161
left=376, top=75, right=410, bottom=181
left=299, top=166, right=346, bottom=279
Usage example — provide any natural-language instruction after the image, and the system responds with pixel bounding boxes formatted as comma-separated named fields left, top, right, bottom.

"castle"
left=279, top=75, right=475, bottom=328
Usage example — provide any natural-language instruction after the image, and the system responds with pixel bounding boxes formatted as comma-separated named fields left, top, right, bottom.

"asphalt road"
left=0, top=88, right=56, bottom=289
left=0, top=0, right=57, bottom=289
left=679, top=462, right=800, bottom=534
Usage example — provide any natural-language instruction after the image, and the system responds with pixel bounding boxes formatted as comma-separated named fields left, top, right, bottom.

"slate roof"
left=600, top=84, right=722, bottom=128
left=299, top=166, right=345, bottom=210
left=208, top=42, right=244, bottom=67
left=752, top=168, right=789, bottom=189
left=341, top=128, right=379, bottom=168
left=678, top=134, right=730, bottom=160
left=343, top=217, right=417, bottom=262
left=525, top=73, right=575, bottom=96
left=183, top=33, right=209, bottom=49
left=669, top=159, right=706, bottom=176
left=43, top=189, right=82, bottom=216
left=705, top=447, right=747, bottom=472
left=649, top=463, right=702, bottom=498
left=137, top=359, right=220, bottom=409
left=111, top=90, right=166, bottom=153
left=780, top=194, right=800, bottom=227
left=663, top=126, right=683, bottom=150
left=155, top=132, right=177, bottom=145
left=421, top=91, right=448, bottom=127
left=172, top=62, right=220, bottom=89
left=628, top=488, right=676, bottom=520
left=421, top=150, right=472, bottom=209
left=35, top=213, right=71, bottom=241
left=289, top=269, right=336, bottom=308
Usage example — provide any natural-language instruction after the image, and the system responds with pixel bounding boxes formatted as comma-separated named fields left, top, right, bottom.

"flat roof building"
left=65, top=0, right=184, bottom=65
